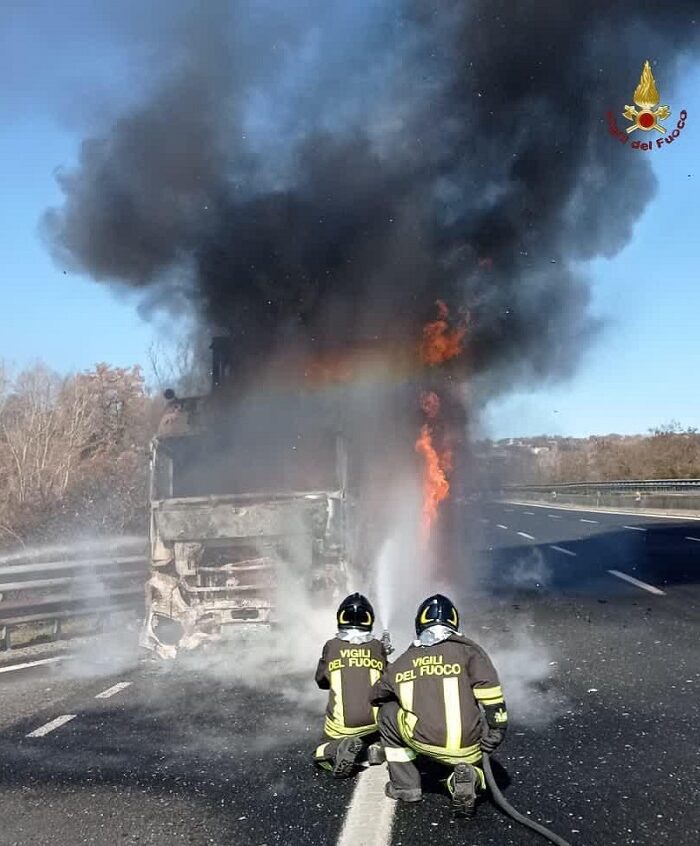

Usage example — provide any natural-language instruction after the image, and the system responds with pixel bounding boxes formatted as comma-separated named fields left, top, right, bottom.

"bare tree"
left=492, top=424, right=700, bottom=485
left=147, top=334, right=209, bottom=397
left=0, top=362, right=156, bottom=548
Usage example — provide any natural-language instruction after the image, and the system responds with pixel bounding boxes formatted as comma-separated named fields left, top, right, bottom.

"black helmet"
left=337, top=593, right=374, bottom=631
left=415, top=594, right=459, bottom=636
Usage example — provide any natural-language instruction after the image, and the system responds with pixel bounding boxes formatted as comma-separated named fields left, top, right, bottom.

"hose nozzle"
left=380, top=629, right=394, bottom=655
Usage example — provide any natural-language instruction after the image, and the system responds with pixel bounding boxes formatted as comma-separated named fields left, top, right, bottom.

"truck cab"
left=141, top=342, right=351, bottom=658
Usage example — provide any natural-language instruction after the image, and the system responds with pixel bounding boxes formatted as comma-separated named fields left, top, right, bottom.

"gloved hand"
left=480, top=727, right=506, bottom=754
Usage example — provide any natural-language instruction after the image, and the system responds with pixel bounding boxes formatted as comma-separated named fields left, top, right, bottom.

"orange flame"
left=415, top=300, right=465, bottom=544
left=419, top=299, right=467, bottom=366
left=416, top=423, right=452, bottom=543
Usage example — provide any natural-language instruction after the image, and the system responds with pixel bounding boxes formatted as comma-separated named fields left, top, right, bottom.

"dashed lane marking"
left=517, top=531, right=535, bottom=540
left=608, top=570, right=665, bottom=596
left=547, top=514, right=562, bottom=519
left=95, top=681, right=132, bottom=699
left=580, top=519, right=599, bottom=524
left=622, top=525, right=647, bottom=532
left=524, top=511, right=535, bottom=515
left=478, top=518, right=490, bottom=524
left=549, top=545, right=577, bottom=557
left=501, top=501, right=700, bottom=520
left=685, top=536, right=700, bottom=542
left=26, top=714, right=77, bottom=738
left=337, top=763, right=395, bottom=846
left=0, top=656, right=64, bottom=675
left=496, top=524, right=508, bottom=530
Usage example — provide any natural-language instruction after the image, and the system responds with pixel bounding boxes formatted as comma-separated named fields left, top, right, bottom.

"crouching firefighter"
left=313, top=593, right=389, bottom=777
left=370, top=594, right=508, bottom=817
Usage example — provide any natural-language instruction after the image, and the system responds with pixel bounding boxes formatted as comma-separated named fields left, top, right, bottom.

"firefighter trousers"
left=378, top=702, right=484, bottom=799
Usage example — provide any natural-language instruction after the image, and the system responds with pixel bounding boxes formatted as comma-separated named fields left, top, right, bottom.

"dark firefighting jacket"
left=370, top=634, right=507, bottom=764
left=315, top=637, right=388, bottom=738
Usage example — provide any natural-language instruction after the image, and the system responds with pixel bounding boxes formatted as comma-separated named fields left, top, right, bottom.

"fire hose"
left=482, top=752, right=573, bottom=846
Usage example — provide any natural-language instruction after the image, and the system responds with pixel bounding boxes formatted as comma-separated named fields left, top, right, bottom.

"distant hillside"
left=476, top=424, right=700, bottom=485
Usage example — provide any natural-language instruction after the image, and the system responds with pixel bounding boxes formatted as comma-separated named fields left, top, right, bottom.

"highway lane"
left=0, top=502, right=697, bottom=845
left=396, top=501, right=699, bottom=845
left=0, top=661, right=354, bottom=845
left=480, top=501, right=700, bottom=604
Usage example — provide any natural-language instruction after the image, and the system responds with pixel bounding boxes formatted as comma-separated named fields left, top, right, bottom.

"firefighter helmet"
left=415, top=593, right=459, bottom=636
left=337, top=593, right=374, bottom=631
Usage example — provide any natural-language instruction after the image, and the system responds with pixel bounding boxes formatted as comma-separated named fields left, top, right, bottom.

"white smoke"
left=507, top=547, right=553, bottom=591
left=477, top=624, right=567, bottom=727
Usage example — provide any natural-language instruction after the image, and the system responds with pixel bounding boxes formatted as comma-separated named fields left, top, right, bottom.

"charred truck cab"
left=141, top=339, right=351, bottom=658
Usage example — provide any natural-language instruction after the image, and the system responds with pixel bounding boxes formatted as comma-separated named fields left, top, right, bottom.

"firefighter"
left=313, top=593, right=388, bottom=777
left=370, top=594, right=507, bottom=817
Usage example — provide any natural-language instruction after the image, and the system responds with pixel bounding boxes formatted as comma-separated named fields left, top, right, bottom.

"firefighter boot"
left=385, top=783, right=422, bottom=803
left=448, top=763, right=477, bottom=818
left=367, top=742, right=385, bottom=766
left=333, top=737, right=364, bottom=778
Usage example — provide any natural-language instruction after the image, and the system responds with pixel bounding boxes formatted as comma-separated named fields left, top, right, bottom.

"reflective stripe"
left=473, top=685, right=503, bottom=702
left=314, top=743, right=329, bottom=760
left=399, top=681, right=414, bottom=712
left=330, top=669, right=344, bottom=727
left=402, top=731, right=482, bottom=766
left=370, top=668, right=381, bottom=723
left=443, top=677, right=462, bottom=750
left=385, top=746, right=417, bottom=763
left=324, top=716, right=377, bottom=739
left=397, top=708, right=418, bottom=739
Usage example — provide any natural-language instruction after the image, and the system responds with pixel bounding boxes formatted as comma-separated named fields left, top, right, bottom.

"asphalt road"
left=0, top=501, right=698, bottom=846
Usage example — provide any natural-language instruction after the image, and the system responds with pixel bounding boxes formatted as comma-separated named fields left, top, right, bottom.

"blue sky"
left=1, top=4, right=698, bottom=437
left=483, top=64, right=700, bottom=438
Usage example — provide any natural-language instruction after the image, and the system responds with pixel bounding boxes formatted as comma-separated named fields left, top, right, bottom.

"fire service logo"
left=607, top=60, right=687, bottom=152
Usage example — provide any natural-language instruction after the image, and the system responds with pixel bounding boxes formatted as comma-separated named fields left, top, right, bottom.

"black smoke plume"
left=43, top=0, right=699, bottom=397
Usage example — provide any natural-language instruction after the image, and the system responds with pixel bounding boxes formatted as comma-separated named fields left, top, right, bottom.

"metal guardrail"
left=0, top=544, right=147, bottom=651
left=504, top=479, right=700, bottom=494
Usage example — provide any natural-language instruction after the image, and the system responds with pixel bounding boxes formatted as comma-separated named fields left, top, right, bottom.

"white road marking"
left=608, top=570, right=665, bottom=596
left=622, top=525, right=647, bottom=532
left=580, top=519, right=599, bottom=524
left=478, top=517, right=490, bottom=524
left=549, top=545, right=577, bottom=557
left=547, top=514, right=562, bottom=519
left=685, top=536, right=700, bottom=543
left=95, top=681, right=132, bottom=700
left=336, top=764, right=395, bottom=846
left=26, top=714, right=77, bottom=738
left=524, top=511, right=535, bottom=515
left=517, top=531, right=535, bottom=540
left=0, top=656, right=64, bottom=675
left=496, top=524, right=508, bottom=530
left=501, top=500, right=700, bottom=521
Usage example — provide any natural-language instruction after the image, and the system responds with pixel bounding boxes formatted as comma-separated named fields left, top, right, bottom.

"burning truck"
left=141, top=304, right=468, bottom=658
left=141, top=338, right=357, bottom=658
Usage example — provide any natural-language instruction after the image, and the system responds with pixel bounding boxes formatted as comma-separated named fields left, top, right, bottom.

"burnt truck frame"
left=140, top=343, right=354, bottom=659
